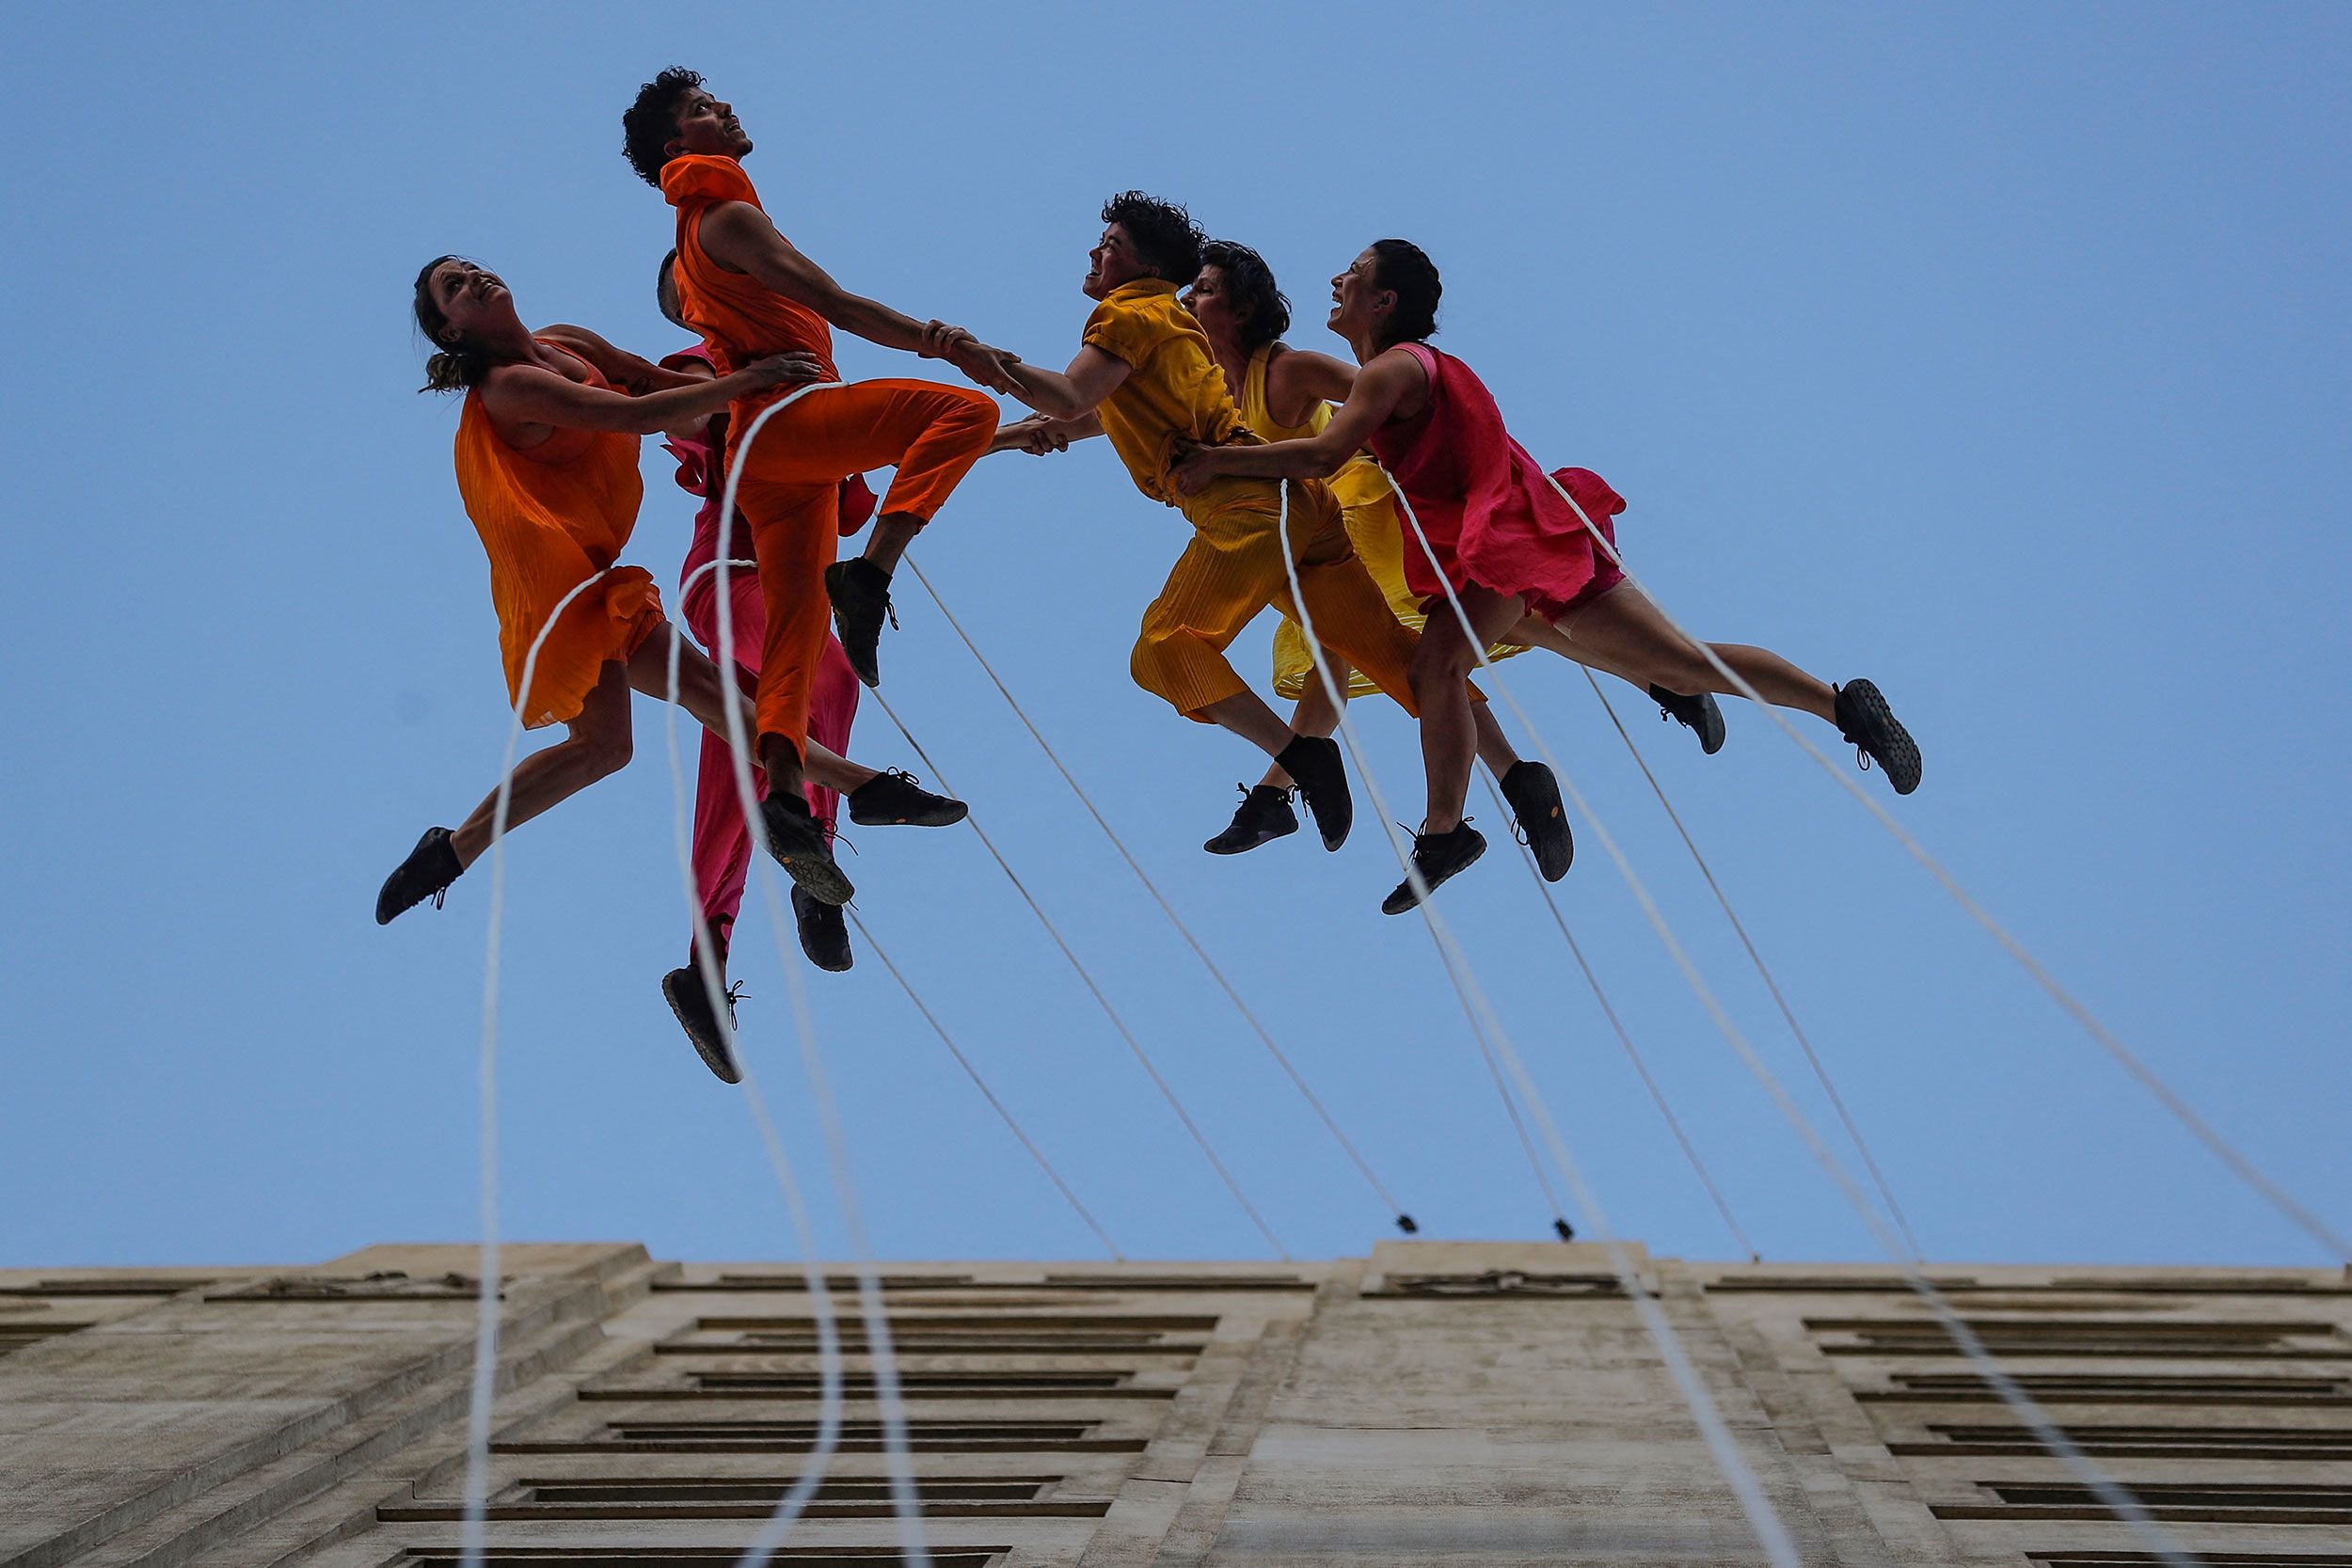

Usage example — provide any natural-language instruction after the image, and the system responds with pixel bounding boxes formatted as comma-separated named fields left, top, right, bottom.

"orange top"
left=453, top=341, right=661, bottom=727
left=662, top=154, right=840, bottom=396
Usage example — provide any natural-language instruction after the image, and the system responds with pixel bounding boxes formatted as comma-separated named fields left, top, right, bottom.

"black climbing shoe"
left=1381, top=821, right=1487, bottom=915
left=1651, top=684, right=1726, bottom=755
left=1204, top=783, right=1299, bottom=855
left=1275, top=736, right=1352, bottom=849
left=662, top=966, right=742, bottom=1084
left=375, top=827, right=463, bottom=925
left=760, top=793, right=855, bottom=905
left=824, top=558, right=896, bottom=688
left=846, top=768, right=967, bottom=828
left=1833, top=678, right=1921, bottom=795
left=1499, top=761, right=1573, bottom=882
left=792, top=886, right=855, bottom=973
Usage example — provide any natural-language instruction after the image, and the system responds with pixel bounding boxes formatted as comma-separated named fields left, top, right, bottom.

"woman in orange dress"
left=375, top=256, right=819, bottom=925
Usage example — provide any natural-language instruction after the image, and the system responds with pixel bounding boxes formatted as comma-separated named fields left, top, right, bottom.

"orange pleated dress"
left=453, top=342, right=664, bottom=729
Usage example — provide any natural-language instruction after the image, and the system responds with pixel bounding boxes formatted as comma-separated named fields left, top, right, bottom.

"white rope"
left=900, top=559, right=1420, bottom=1233
left=459, top=564, right=619, bottom=1568
left=706, top=384, right=929, bottom=1568
left=1583, top=673, right=1911, bottom=1256
left=1545, top=472, right=2349, bottom=1263
left=1474, top=768, right=1758, bottom=1260
left=865, top=685, right=1292, bottom=1259
left=1270, top=480, right=1806, bottom=1568
left=1385, top=466, right=2199, bottom=1567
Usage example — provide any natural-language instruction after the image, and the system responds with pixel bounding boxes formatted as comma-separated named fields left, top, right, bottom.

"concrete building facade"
left=4, top=1240, right=2347, bottom=1566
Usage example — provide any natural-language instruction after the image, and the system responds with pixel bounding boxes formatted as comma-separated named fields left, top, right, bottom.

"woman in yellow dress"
left=1183, top=243, right=1720, bottom=866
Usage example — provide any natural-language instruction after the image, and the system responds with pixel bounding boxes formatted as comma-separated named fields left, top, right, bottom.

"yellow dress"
left=1247, top=345, right=1525, bottom=701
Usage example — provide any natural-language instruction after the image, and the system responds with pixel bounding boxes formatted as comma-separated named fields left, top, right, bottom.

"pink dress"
left=1366, top=341, right=1627, bottom=623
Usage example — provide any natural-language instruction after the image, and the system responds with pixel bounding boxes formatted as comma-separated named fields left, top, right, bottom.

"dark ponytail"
left=1369, top=238, right=1440, bottom=348
left=413, top=254, right=492, bottom=393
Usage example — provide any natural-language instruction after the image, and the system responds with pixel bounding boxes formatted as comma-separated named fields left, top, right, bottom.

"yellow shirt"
left=1083, top=278, right=1246, bottom=506
left=1236, top=344, right=1392, bottom=515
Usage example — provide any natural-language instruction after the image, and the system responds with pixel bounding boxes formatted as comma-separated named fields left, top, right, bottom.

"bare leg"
left=1197, top=689, right=1298, bottom=758
left=449, top=659, right=634, bottom=867
left=1507, top=612, right=1662, bottom=692
left=1471, top=702, right=1523, bottom=774
left=860, top=510, right=924, bottom=574
left=1560, top=586, right=1835, bottom=719
left=1256, top=657, right=1352, bottom=789
left=1411, top=585, right=1530, bottom=833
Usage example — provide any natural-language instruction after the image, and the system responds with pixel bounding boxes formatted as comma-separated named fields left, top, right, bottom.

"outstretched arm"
left=696, top=201, right=1013, bottom=385
left=481, top=353, right=823, bottom=436
left=989, top=410, right=1104, bottom=454
left=1263, top=346, right=1359, bottom=427
left=1171, top=347, right=1422, bottom=490
left=978, top=344, right=1132, bottom=420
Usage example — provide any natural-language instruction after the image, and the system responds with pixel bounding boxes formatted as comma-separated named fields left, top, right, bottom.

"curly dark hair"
left=1369, top=239, right=1441, bottom=347
left=1199, top=240, right=1291, bottom=351
left=1102, top=191, right=1204, bottom=284
left=413, top=254, right=491, bottom=393
left=622, top=67, right=704, bottom=187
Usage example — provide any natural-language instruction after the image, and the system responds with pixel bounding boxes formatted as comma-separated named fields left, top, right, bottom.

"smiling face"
left=1327, top=247, right=1388, bottom=342
left=668, top=86, right=752, bottom=161
left=424, top=259, right=518, bottom=346
left=1180, top=263, right=1238, bottom=343
left=1083, top=223, right=1154, bottom=300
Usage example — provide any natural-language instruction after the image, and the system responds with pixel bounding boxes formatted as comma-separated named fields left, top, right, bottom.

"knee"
left=940, top=388, right=998, bottom=447
left=1409, top=636, right=1471, bottom=696
left=576, top=724, right=633, bottom=782
left=1129, top=629, right=1174, bottom=698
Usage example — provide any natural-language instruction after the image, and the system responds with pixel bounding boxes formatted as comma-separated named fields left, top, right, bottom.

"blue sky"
left=3, top=3, right=2344, bottom=1272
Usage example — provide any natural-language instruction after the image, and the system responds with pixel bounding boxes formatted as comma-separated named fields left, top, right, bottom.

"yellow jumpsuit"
left=1247, top=344, right=1526, bottom=702
left=1083, top=280, right=1427, bottom=720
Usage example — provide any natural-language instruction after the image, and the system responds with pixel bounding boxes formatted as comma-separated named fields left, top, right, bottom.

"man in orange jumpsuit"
left=621, top=68, right=1013, bottom=904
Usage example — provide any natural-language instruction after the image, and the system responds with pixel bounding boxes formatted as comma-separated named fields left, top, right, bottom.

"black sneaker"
left=661, top=966, right=742, bottom=1084
left=824, top=558, right=896, bottom=688
left=760, top=793, right=856, bottom=905
left=1204, top=784, right=1298, bottom=855
left=375, top=827, right=463, bottom=925
left=1274, top=735, right=1352, bottom=850
left=1650, top=684, right=1727, bottom=755
left=1499, top=761, right=1573, bottom=882
left=1380, top=821, right=1487, bottom=915
left=1833, top=678, right=1921, bottom=795
left=846, top=768, right=967, bottom=828
left=792, top=886, right=855, bottom=973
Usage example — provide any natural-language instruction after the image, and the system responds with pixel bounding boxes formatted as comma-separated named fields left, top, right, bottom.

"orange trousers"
left=1132, top=476, right=1427, bottom=720
left=729, top=378, right=995, bottom=747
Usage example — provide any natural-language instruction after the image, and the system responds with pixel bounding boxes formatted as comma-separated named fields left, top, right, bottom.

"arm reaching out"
left=962, top=342, right=1131, bottom=420
left=1170, top=346, right=1422, bottom=493
left=697, top=201, right=1015, bottom=378
left=482, top=352, right=825, bottom=437
left=988, top=410, right=1104, bottom=455
left=1263, top=346, right=1359, bottom=426
left=536, top=324, right=701, bottom=395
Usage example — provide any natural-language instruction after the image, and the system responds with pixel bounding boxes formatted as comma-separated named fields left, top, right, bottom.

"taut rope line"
left=1270, top=480, right=1807, bottom=1568
left=903, top=558, right=1419, bottom=1233
left=1386, top=468, right=2200, bottom=1568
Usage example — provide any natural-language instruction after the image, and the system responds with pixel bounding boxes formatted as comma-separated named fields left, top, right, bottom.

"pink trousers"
left=680, top=568, right=860, bottom=954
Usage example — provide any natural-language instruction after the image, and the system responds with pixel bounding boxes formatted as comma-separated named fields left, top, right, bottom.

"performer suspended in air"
left=651, top=258, right=971, bottom=1078
left=620, top=68, right=1014, bottom=904
left=375, top=256, right=821, bottom=928
left=1180, top=242, right=1723, bottom=870
left=1174, top=240, right=1921, bottom=911
left=954, top=194, right=1476, bottom=862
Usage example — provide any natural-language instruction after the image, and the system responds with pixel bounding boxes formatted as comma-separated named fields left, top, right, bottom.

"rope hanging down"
left=1474, top=768, right=1758, bottom=1261
left=673, top=555, right=1123, bottom=1263
left=1271, top=480, right=1809, bottom=1568
left=902, top=559, right=1419, bottom=1235
left=1541, top=470, right=2349, bottom=1264
left=866, top=685, right=1291, bottom=1259
left=1387, top=472, right=2202, bottom=1568
left=706, top=383, right=931, bottom=1568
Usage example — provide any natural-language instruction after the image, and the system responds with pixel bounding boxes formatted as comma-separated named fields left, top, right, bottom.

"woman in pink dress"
left=1176, top=240, right=1920, bottom=912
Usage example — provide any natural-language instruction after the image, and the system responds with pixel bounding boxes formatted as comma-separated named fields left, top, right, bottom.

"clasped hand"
left=921, top=320, right=1023, bottom=394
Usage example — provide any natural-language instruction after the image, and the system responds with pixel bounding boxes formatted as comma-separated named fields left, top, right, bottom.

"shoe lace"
left=430, top=886, right=450, bottom=911
left=819, top=819, right=860, bottom=858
